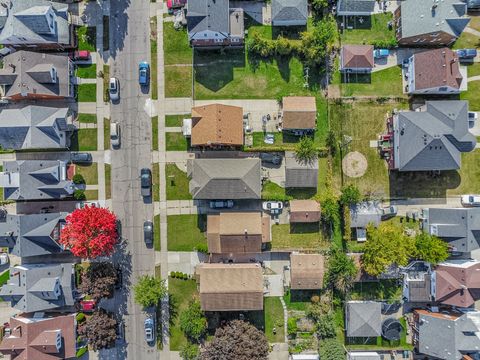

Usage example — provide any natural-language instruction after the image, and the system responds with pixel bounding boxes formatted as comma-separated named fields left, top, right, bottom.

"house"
left=290, top=253, right=325, bottom=290
left=378, top=101, right=476, bottom=171
left=0, top=160, right=76, bottom=201
left=289, top=200, right=321, bottom=223
left=349, top=201, right=382, bottom=241
left=420, top=207, right=480, bottom=253
left=0, top=212, right=68, bottom=258
left=187, top=158, right=261, bottom=200
left=191, top=104, right=244, bottom=148
left=0, top=105, right=74, bottom=150
left=413, top=309, right=480, bottom=360
left=186, top=0, right=244, bottom=48
left=348, top=352, right=381, bottom=360
left=337, top=0, right=376, bottom=16
left=0, top=0, right=73, bottom=50
left=401, top=261, right=433, bottom=303
left=0, top=313, right=76, bottom=360
left=271, top=0, right=308, bottom=27
left=0, top=263, right=75, bottom=312
left=207, top=212, right=271, bottom=254
left=281, top=96, right=317, bottom=134
left=340, top=45, right=374, bottom=73
left=285, top=152, right=318, bottom=189
left=196, top=263, right=263, bottom=311
left=0, top=50, right=74, bottom=101
left=404, top=48, right=463, bottom=95
left=346, top=301, right=381, bottom=338
left=394, top=0, right=470, bottom=46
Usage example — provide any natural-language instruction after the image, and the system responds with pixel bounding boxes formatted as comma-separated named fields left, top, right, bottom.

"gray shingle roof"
left=1, top=160, right=75, bottom=201
left=349, top=201, right=382, bottom=228
left=0, top=1, right=70, bottom=47
left=0, top=212, right=67, bottom=258
left=0, top=105, right=70, bottom=150
left=188, top=158, right=261, bottom=200
left=285, top=152, right=318, bottom=188
left=272, top=0, right=308, bottom=24
left=187, top=0, right=230, bottom=38
left=398, top=0, right=469, bottom=39
left=421, top=207, right=480, bottom=253
left=346, top=301, right=382, bottom=337
left=337, top=0, right=376, bottom=15
left=393, top=101, right=476, bottom=171
left=0, top=263, right=75, bottom=313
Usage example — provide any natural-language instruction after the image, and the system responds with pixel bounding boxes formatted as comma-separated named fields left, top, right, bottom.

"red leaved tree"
left=60, top=206, right=118, bottom=258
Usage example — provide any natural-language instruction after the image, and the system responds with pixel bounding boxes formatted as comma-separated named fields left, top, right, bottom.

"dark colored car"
left=456, top=49, right=478, bottom=59
left=140, top=168, right=152, bottom=197
left=139, top=62, right=150, bottom=86
left=260, top=152, right=282, bottom=165
left=144, top=221, right=153, bottom=246
left=71, top=152, right=92, bottom=164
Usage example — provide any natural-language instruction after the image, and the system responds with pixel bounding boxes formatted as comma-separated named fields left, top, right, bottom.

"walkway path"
left=465, top=26, right=480, bottom=37
left=468, top=75, right=480, bottom=82
left=279, top=297, right=288, bottom=344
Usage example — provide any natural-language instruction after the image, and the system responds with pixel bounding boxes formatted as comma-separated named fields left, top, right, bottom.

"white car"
left=109, top=77, right=119, bottom=101
left=263, top=201, right=283, bottom=212
left=0, top=253, right=9, bottom=265
left=76, top=201, right=101, bottom=209
left=110, top=122, right=121, bottom=148
left=461, top=195, right=480, bottom=207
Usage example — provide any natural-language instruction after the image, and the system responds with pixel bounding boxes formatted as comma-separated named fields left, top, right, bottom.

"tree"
left=60, top=206, right=118, bottom=258
left=133, top=275, right=167, bottom=308
left=315, top=313, right=336, bottom=339
left=72, top=174, right=85, bottom=185
left=321, top=192, right=339, bottom=224
left=180, top=343, right=199, bottom=360
left=201, top=320, right=269, bottom=360
left=80, top=262, right=118, bottom=301
left=415, top=233, right=449, bottom=265
left=339, top=184, right=361, bottom=206
left=300, top=15, right=338, bottom=66
left=362, top=223, right=416, bottom=276
left=294, top=136, right=317, bottom=164
left=325, top=250, right=357, bottom=294
left=78, top=310, right=117, bottom=351
left=319, top=338, right=345, bottom=359
left=179, top=299, right=207, bottom=342
left=275, top=35, right=294, bottom=57
left=325, top=130, right=337, bottom=156
left=74, top=189, right=86, bottom=200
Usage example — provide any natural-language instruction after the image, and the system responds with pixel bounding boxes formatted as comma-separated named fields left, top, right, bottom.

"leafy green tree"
left=247, top=32, right=274, bottom=58
left=325, top=130, right=337, bottom=156
left=287, top=317, right=298, bottom=336
left=321, top=193, right=339, bottom=224
left=179, top=299, right=207, bottom=342
left=320, top=338, right=345, bottom=359
left=339, top=184, right=361, bottom=206
left=275, top=35, right=294, bottom=56
left=315, top=313, right=336, bottom=339
left=362, top=223, right=416, bottom=276
left=180, top=342, right=199, bottom=360
left=325, top=250, right=357, bottom=294
left=300, top=15, right=338, bottom=66
left=74, top=189, right=86, bottom=200
left=294, top=136, right=317, bottom=164
left=415, top=233, right=449, bottom=265
left=133, top=275, right=167, bottom=308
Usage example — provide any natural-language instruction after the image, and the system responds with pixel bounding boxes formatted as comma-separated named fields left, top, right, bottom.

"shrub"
left=73, top=174, right=86, bottom=185
left=76, top=312, right=86, bottom=323
left=74, top=190, right=86, bottom=200
left=343, top=205, right=352, bottom=242
left=195, top=243, right=209, bottom=254
left=287, top=317, right=298, bottom=337
left=76, top=347, right=87, bottom=358
left=370, top=38, right=398, bottom=49
left=339, top=184, right=361, bottom=205
left=311, top=295, right=320, bottom=304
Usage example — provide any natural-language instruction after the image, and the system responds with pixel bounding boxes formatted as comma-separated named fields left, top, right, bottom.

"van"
left=110, top=122, right=120, bottom=148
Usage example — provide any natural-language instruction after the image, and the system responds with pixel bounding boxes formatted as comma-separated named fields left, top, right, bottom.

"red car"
left=80, top=300, right=96, bottom=313
left=167, top=0, right=187, bottom=13
left=74, top=50, right=90, bottom=61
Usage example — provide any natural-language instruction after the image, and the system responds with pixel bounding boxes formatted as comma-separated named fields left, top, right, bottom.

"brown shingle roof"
left=290, top=253, right=325, bottom=290
left=207, top=212, right=271, bottom=254
left=341, top=45, right=374, bottom=69
left=0, top=314, right=76, bottom=360
left=290, top=200, right=321, bottom=223
left=191, top=104, right=244, bottom=147
left=435, top=261, right=480, bottom=307
left=413, top=48, right=462, bottom=91
left=197, top=263, right=264, bottom=311
left=282, top=96, right=317, bottom=130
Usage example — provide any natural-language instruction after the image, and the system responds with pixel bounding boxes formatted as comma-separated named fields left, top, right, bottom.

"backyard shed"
left=285, top=152, right=318, bottom=189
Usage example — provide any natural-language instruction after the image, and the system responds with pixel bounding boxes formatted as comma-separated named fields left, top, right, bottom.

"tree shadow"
left=342, top=15, right=372, bottom=30
left=286, top=188, right=317, bottom=200
left=205, top=311, right=265, bottom=333
left=289, top=222, right=320, bottom=234
left=341, top=73, right=372, bottom=84
left=272, top=26, right=307, bottom=40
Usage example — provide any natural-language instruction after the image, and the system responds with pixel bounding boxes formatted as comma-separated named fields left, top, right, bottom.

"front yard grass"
left=167, top=215, right=207, bottom=251
left=166, top=164, right=192, bottom=200
left=466, top=63, right=480, bottom=78
left=337, top=66, right=404, bottom=97
left=104, top=118, right=110, bottom=150
left=150, top=16, right=158, bottom=100
left=76, top=64, right=97, bottom=79
left=166, top=132, right=189, bottom=151
left=77, top=84, right=97, bottom=102
left=105, top=163, right=111, bottom=199
left=0, top=270, right=9, bottom=286
left=71, top=129, right=98, bottom=151
left=340, top=13, right=395, bottom=45
left=469, top=15, right=480, bottom=32
left=166, top=114, right=190, bottom=127
left=349, top=279, right=402, bottom=302
left=77, top=26, right=96, bottom=52
left=76, top=162, right=98, bottom=184
left=264, top=297, right=285, bottom=343
left=165, top=66, right=192, bottom=97
left=461, top=80, right=480, bottom=111
left=152, top=163, right=160, bottom=202
left=154, top=214, right=160, bottom=251
left=169, top=277, right=199, bottom=351
left=453, top=31, right=480, bottom=49
left=84, top=190, right=98, bottom=200
left=163, top=22, right=192, bottom=65
left=152, top=117, right=158, bottom=151
left=271, top=223, right=328, bottom=250
left=78, top=113, right=97, bottom=124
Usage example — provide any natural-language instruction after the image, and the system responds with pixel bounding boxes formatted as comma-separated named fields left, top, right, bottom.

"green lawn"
left=461, top=80, right=480, bottom=111
left=77, top=26, right=96, bottom=52
left=153, top=163, right=160, bottom=202
left=151, top=17, right=158, bottom=100
left=271, top=223, right=328, bottom=250
left=152, top=117, right=158, bottom=151
left=264, top=297, right=285, bottom=343
left=78, top=113, right=97, bottom=124
left=76, top=64, right=97, bottom=79
left=76, top=163, right=98, bottom=184
left=452, top=32, right=480, bottom=49
left=77, top=84, right=97, bottom=102
left=71, top=129, right=98, bottom=151
left=166, top=132, right=189, bottom=151
left=169, top=278, right=199, bottom=351
left=166, top=163, right=192, bottom=200
left=84, top=190, right=98, bottom=200
left=349, top=280, right=402, bottom=302
left=470, top=15, right=480, bottom=32
left=166, top=114, right=190, bottom=127
left=337, top=66, right=404, bottom=97
left=283, top=289, right=316, bottom=311
left=165, top=66, right=192, bottom=97
left=340, top=13, right=395, bottom=45
left=446, top=149, right=480, bottom=196
left=0, top=270, right=9, bottom=286
left=167, top=215, right=207, bottom=251
left=104, top=118, right=110, bottom=150
left=262, top=181, right=291, bottom=201
left=466, top=63, right=480, bottom=78
left=105, top=163, right=111, bottom=199
left=163, top=22, right=192, bottom=65
left=154, top=214, right=161, bottom=251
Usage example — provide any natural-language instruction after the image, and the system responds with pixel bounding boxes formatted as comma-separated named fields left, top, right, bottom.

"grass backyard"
left=154, top=215, right=160, bottom=251
left=349, top=280, right=402, bottom=302
left=153, top=163, right=160, bottom=202
left=78, top=113, right=97, bottom=124
left=340, top=13, right=395, bottom=45
left=165, top=66, right=192, bottom=97
left=271, top=223, right=328, bottom=250
left=71, top=129, right=98, bottom=151
left=163, top=22, right=192, bottom=65
left=167, top=215, right=207, bottom=251
left=283, top=289, right=317, bottom=311
left=166, top=114, right=190, bottom=127
left=152, top=117, right=158, bottom=151
left=469, top=15, right=480, bottom=32
left=105, top=164, right=111, bottom=199
left=166, top=164, right=192, bottom=200
left=169, top=278, right=199, bottom=351
left=453, top=32, right=480, bottom=49
left=264, top=297, right=285, bottom=343
left=77, top=84, right=97, bottom=102
left=461, top=81, right=480, bottom=111
left=77, top=26, right=96, bottom=52
left=76, top=64, right=97, bottom=78
left=0, top=270, right=9, bottom=287
left=76, top=163, right=98, bottom=184
left=166, top=132, right=189, bottom=151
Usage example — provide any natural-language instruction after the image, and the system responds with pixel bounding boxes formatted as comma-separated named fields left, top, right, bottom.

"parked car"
left=144, top=317, right=155, bottom=344
left=140, top=168, right=152, bottom=197
left=76, top=201, right=100, bottom=209
left=456, top=49, right=477, bottom=59
left=71, top=152, right=92, bottom=164
left=109, top=77, right=120, bottom=101
left=74, top=50, right=90, bottom=61
left=110, top=122, right=121, bottom=148
left=381, top=205, right=398, bottom=217
left=264, top=133, right=275, bottom=144
left=80, top=300, right=96, bottom=313
left=139, top=62, right=150, bottom=86
left=469, top=111, right=478, bottom=123
left=263, top=201, right=283, bottom=213
left=260, top=152, right=282, bottom=165
left=167, top=0, right=187, bottom=13
left=144, top=221, right=153, bottom=246
left=461, top=194, right=480, bottom=207
left=209, top=200, right=234, bottom=209
left=0, top=253, right=9, bottom=266
left=374, top=49, right=389, bottom=58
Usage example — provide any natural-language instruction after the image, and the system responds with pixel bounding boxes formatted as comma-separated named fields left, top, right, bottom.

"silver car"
left=144, top=317, right=155, bottom=344
left=109, top=77, right=119, bottom=101
left=110, top=122, right=121, bottom=148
